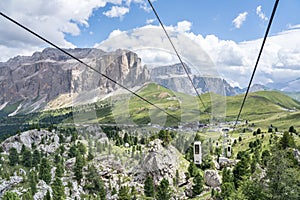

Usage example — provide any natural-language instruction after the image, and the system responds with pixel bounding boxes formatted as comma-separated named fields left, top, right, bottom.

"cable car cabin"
left=194, top=141, right=202, bottom=165
left=226, top=145, right=232, bottom=157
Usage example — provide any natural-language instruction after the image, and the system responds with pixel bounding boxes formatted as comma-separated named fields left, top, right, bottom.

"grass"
left=2, top=82, right=300, bottom=133
left=55, top=83, right=300, bottom=131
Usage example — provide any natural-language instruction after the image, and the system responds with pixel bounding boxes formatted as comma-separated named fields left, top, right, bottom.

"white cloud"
left=256, top=5, right=268, bottom=21
left=0, top=0, right=125, bottom=61
left=146, top=18, right=156, bottom=24
left=96, top=22, right=300, bottom=88
left=103, top=6, right=129, bottom=18
left=287, top=24, right=300, bottom=30
left=176, top=20, right=192, bottom=33
left=232, top=12, right=248, bottom=29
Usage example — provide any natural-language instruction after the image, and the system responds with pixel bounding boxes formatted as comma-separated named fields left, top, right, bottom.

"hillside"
left=1, top=83, right=300, bottom=138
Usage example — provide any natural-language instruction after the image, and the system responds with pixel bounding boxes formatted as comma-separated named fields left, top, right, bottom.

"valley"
left=0, top=48, right=300, bottom=200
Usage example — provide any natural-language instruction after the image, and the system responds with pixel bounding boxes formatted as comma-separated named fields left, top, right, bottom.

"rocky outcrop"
left=1, top=129, right=59, bottom=153
left=204, top=170, right=221, bottom=188
left=293, top=148, right=300, bottom=165
left=0, top=48, right=150, bottom=115
left=150, top=63, right=240, bottom=96
left=133, top=139, right=179, bottom=185
left=0, top=176, right=23, bottom=197
left=34, top=180, right=52, bottom=200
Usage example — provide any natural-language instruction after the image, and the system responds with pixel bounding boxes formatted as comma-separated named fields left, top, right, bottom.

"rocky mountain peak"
left=0, top=48, right=150, bottom=115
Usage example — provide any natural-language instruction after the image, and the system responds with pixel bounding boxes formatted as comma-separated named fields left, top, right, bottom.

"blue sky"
left=0, top=0, right=300, bottom=87
left=64, top=0, right=300, bottom=46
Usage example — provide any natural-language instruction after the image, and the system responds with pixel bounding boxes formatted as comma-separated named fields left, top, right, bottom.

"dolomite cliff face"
left=0, top=48, right=150, bottom=114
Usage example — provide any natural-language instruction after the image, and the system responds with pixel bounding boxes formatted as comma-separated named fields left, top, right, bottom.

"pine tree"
left=39, top=157, right=52, bottom=184
left=22, top=191, right=33, bottom=200
left=2, top=191, right=20, bottom=200
left=156, top=178, right=171, bottom=200
left=221, top=182, right=235, bottom=199
left=96, top=178, right=106, bottom=200
left=188, top=162, right=198, bottom=177
left=77, top=142, right=87, bottom=155
left=280, top=132, right=295, bottom=149
left=29, top=170, right=38, bottom=195
left=51, top=177, right=65, bottom=200
left=32, top=149, right=41, bottom=167
left=123, top=132, right=129, bottom=144
left=74, top=154, right=84, bottom=182
left=144, top=175, right=155, bottom=197
left=233, top=152, right=250, bottom=188
left=8, top=147, right=19, bottom=166
left=118, top=186, right=131, bottom=200
left=22, top=149, right=32, bottom=167
left=192, top=173, right=204, bottom=196
left=43, top=190, right=51, bottom=200
left=55, top=163, right=64, bottom=177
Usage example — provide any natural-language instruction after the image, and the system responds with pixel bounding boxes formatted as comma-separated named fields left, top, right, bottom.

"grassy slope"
left=2, top=82, right=299, bottom=131
left=59, top=83, right=300, bottom=130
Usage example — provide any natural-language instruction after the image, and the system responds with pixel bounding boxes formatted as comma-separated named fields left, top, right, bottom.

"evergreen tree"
left=233, top=152, right=250, bottom=188
left=118, top=186, right=131, bottom=200
left=39, top=157, right=52, bottom=184
left=280, top=132, right=295, bottom=149
left=188, top=162, right=198, bottom=177
left=221, top=182, right=235, bottom=199
left=51, top=177, right=65, bottom=200
left=8, top=147, right=19, bottom=166
left=222, top=168, right=233, bottom=183
left=144, top=175, right=155, bottom=197
left=123, top=132, right=129, bottom=144
left=21, top=144, right=26, bottom=155
left=77, top=142, right=87, bottom=155
left=43, top=190, right=51, bottom=200
left=192, top=173, right=203, bottom=196
left=32, top=149, right=41, bottom=167
left=87, top=147, right=94, bottom=161
left=85, top=165, right=106, bottom=199
left=264, top=148, right=300, bottom=200
left=55, top=163, right=64, bottom=177
left=29, top=170, right=38, bottom=195
left=96, top=178, right=106, bottom=200
left=2, top=191, right=20, bottom=200
left=22, top=149, right=32, bottom=167
left=22, top=191, right=33, bottom=200
left=261, top=149, right=270, bottom=167
left=156, top=178, right=171, bottom=200
left=68, top=144, right=78, bottom=158
left=289, top=126, right=296, bottom=133
left=74, top=154, right=84, bottom=182
left=239, top=179, right=266, bottom=200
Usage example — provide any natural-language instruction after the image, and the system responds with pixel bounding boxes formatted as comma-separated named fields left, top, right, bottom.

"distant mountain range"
left=0, top=48, right=150, bottom=115
left=149, top=63, right=272, bottom=96
left=0, top=48, right=299, bottom=117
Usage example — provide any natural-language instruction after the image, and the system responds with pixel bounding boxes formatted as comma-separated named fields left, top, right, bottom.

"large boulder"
left=133, top=139, right=179, bottom=185
left=204, top=170, right=221, bottom=188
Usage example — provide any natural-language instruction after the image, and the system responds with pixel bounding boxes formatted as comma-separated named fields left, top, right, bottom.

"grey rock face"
left=133, top=139, right=178, bottom=185
left=0, top=48, right=150, bottom=114
left=1, top=129, right=59, bottom=153
left=34, top=180, right=52, bottom=200
left=0, top=176, right=23, bottom=197
left=150, top=63, right=239, bottom=96
left=204, top=170, right=221, bottom=188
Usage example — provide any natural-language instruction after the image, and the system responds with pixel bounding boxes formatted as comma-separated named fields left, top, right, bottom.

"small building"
left=194, top=141, right=202, bottom=165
